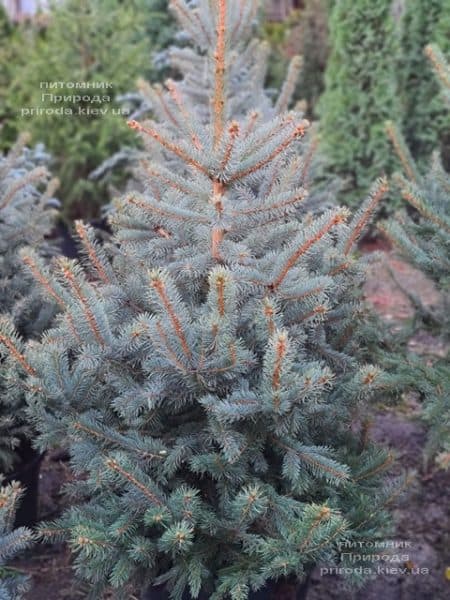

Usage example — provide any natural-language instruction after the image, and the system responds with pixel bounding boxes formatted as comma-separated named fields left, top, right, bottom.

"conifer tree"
left=318, top=0, right=401, bottom=206
left=0, top=480, right=34, bottom=599
left=382, top=45, right=450, bottom=465
left=398, top=0, right=450, bottom=164
left=8, top=0, right=171, bottom=220
left=0, top=6, right=24, bottom=153
left=8, top=2, right=403, bottom=597
left=0, top=134, right=58, bottom=473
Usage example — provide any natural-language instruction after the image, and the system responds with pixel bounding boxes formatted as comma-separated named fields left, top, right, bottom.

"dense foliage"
left=0, top=480, right=34, bottom=600
left=318, top=0, right=401, bottom=207
left=382, top=46, right=450, bottom=465
left=6, top=0, right=173, bottom=221
left=0, top=1, right=407, bottom=598
left=0, top=135, right=58, bottom=473
left=0, top=7, right=26, bottom=153
left=398, top=0, right=450, bottom=165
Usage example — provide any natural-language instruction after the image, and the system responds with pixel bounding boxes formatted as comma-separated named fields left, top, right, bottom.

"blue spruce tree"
left=0, top=480, right=34, bottom=599
left=0, top=134, right=59, bottom=473
left=382, top=45, right=450, bottom=466
left=4, top=1, right=403, bottom=598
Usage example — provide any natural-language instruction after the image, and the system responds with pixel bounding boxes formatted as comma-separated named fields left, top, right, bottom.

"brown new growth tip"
left=165, top=79, right=202, bottom=150
left=424, top=44, right=450, bottom=90
left=220, top=121, right=240, bottom=171
left=385, top=122, right=417, bottom=183
left=229, top=120, right=310, bottom=182
left=271, top=210, right=348, bottom=291
left=22, top=253, right=66, bottom=309
left=0, top=329, right=36, bottom=377
left=151, top=275, right=192, bottom=360
left=299, top=506, right=332, bottom=551
left=272, top=331, right=288, bottom=392
left=215, top=273, right=226, bottom=317
left=127, top=120, right=207, bottom=174
left=213, top=0, right=227, bottom=148
left=75, top=221, right=111, bottom=285
left=105, top=458, right=163, bottom=506
left=0, top=167, right=48, bottom=210
left=343, top=178, right=389, bottom=256
left=58, top=259, right=105, bottom=346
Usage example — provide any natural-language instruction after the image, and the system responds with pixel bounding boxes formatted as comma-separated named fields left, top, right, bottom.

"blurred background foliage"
left=0, top=0, right=449, bottom=220
left=0, top=0, right=174, bottom=221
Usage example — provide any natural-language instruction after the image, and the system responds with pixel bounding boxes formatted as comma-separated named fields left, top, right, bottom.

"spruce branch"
left=385, top=121, right=418, bottom=183
left=271, top=330, right=288, bottom=394
left=271, top=209, right=348, bottom=290
left=74, top=221, right=112, bottom=285
left=298, top=506, right=332, bottom=552
left=0, top=133, right=31, bottom=180
left=21, top=250, right=67, bottom=309
left=0, top=166, right=48, bottom=210
left=275, top=56, right=303, bottom=115
left=149, top=270, right=193, bottom=362
left=151, top=82, right=181, bottom=128
left=220, top=121, right=240, bottom=171
left=56, top=258, right=106, bottom=346
left=243, top=111, right=260, bottom=137
left=424, top=44, right=450, bottom=91
left=213, top=0, right=228, bottom=149
left=354, top=452, right=395, bottom=481
left=228, top=120, right=310, bottom=183
left=229, top=188, right=307, bottom=219
left=395, top=174, right=450, bottom=233
left=166, top=79, right=203, bottom=151
left=104, top=458, right=164, bottom=507
left=343, top=177, right=389, bottom=255
left=126, top=194, right=209, bottom=225
left=140, top=160, right=191, bottom=196
left=127, top=120, right=208, bottom=175
left=0, top=318, right=36, bottom=377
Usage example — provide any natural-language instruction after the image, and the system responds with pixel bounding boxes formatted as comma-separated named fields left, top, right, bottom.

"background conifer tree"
left=0, top=134, right=58, bottom=473
left=381, top=45, right=450, bottom=466
left=0, top=480, right=34, bottom=599
left=398, top=0, right=450, bottom=166
left=0, top=6, right=25, bottom=153
left=7, top=1, right=404, bottom=597
left=7, top=0, right=172, bottom=221
left=318, top=0, right=401, bottom=206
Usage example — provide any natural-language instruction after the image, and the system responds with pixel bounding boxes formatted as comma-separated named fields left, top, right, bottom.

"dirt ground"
left=12, top=248, right=450, bottom=600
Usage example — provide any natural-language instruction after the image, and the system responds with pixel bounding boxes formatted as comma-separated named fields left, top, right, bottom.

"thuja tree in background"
left=8, top=0, right=173, bottom=221
left=0, top=481, right=34, bottom=599
left=318, top=0, right=400, bottom=207
left=381, top=46, right=450, bottom=467
left=0, top=134, right=59, bottom=473
left=0, top=6, right=26, bottom=153
left=398, top=0, right=450, bottom=166
left=6, top=1, right=404, bottom=597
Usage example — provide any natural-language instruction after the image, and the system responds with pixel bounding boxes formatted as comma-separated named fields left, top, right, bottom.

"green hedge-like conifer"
left=398, top=0, right=450, bottom=164
left=318, top=0, right=401, bottom=207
